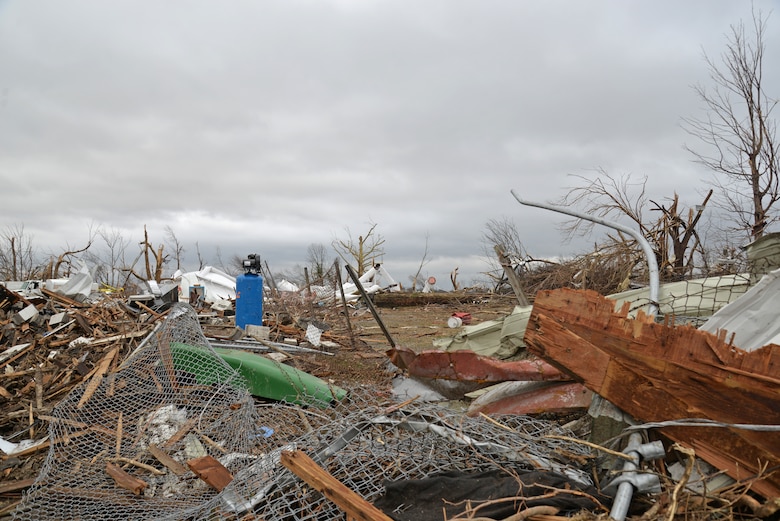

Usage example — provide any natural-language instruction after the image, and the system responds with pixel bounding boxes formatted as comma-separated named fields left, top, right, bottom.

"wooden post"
left=344, top=264, right=395, bottom=348
left=494, top=245, right=530, bottom=306
left=334, top=260, right=356, bottom=349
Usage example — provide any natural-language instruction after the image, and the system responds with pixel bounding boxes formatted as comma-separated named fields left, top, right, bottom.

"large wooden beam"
left=524, top=288, right=780, bottom=498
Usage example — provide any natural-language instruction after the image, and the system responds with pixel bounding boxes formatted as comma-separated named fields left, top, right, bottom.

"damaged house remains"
left=0, top=215, right=779, bottom=521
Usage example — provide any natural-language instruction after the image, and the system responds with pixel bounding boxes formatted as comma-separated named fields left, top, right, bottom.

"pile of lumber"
left=0, top=285, right=168, bottom=513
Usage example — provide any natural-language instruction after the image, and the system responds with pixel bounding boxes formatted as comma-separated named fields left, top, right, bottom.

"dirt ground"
left=288, top=292, right=521, bottom=392
left=354, top=293, right=519, bottom=351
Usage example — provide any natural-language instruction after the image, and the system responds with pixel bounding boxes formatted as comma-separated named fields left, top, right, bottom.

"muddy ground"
left=288, top=292, right=521, bottom=392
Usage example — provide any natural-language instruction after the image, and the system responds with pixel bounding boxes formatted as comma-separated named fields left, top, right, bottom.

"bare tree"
left=40, top=223, right=97, bottom=279
left=90, top=227, right=131, bottom=288
left=332, top=222, right=385, bottom=276
left=409, top=232, right=431, bottom=292
left=483, top=217, right=527, bottom=262
left=683, top=10, right=778, bottom=240
left=0, top=224, right=40, bottom=280
left=225, top=252, right=245, bottom=276
left=165, top=226, right=185, bottom=272
left=559, top=172, right=648, bottom=237
left=306, top=243, right=332, bottom=284
left=481, top=216, right=530, bottom=290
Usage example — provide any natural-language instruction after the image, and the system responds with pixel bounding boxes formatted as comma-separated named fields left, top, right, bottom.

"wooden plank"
left=161, top=417, right=197, bottom=449
left=0, top=478, right=35, bottom=494
left=186, top=455, right=232, bottom=491
left=147, top=443, right=188, bottom=476
left=106, top=462, right=147, bottom=495
left=41, top=288, right=87, bottom=308
left=528, top=290, right=780, bottom=424
left=280, top=450, right=394, bottom=521
left=77, top=347, right=118, bottom=409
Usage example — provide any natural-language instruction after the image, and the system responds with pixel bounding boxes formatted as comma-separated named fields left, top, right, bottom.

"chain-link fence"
left=13, top=303, right=604, bottom=520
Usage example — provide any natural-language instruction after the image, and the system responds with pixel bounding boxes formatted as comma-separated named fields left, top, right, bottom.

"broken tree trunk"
left=524, top=288, right=780, bottom=499
left=494, top=245, right=530, bottom=306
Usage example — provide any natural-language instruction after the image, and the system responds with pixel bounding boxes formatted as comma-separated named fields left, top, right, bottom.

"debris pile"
left=10, top=304, right=309, bottom=520
left=0, top=284, right=160, bottom=459
left=5, top=300, right=611, bottom=521
left=1, top=256, right=779, bottom=520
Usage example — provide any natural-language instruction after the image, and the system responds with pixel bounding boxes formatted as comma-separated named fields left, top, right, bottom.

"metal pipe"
left=610, top=432, right=642, bottom=520
left=344, top=263, right=396, bottom=348
left=510, top=190, right=660, bottom=317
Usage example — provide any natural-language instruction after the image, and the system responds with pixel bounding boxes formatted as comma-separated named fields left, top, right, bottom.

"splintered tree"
left=165, top=225, right=185, bottom=272
left=481, top=216, right=531, bottom=295
left=558, top=172, right=711, bottom=282
left=683, top=10, right=779, bottom=240
left=121, top=225, right=170, bottom=285
left=141, top=225, right=169, bottom=282
left=332, top=222, right=385, bottom=277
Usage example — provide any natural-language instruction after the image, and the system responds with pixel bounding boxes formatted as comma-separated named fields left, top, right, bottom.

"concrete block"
left=49, top=312, right=69, bottom=327
left=246, top=324, right=270, bottom=341
left=12, top=304, right=39, bottom=325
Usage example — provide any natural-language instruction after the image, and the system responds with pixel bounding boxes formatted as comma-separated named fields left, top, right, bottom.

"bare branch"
left=331, top=221, right=385, bottom=276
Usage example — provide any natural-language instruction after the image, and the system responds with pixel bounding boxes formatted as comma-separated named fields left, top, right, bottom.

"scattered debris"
left=2, top=253, right=779, bottom=520
left=446, top=311, right=472, bottom=328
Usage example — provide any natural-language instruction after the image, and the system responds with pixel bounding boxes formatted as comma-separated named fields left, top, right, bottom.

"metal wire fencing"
left=13, top=303, right=601, bottom=521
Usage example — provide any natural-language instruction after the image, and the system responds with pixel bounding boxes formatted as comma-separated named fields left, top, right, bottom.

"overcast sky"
left=1, top=1, right=778, bottom=287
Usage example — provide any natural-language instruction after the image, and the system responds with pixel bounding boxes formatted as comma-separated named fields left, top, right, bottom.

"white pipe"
left=510, top=190, right=660, bottom=317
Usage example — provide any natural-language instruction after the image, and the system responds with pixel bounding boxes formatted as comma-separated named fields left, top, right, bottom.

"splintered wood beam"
left=524, top=287, right=780, bottom=499
left=280, top=450, right=394, bottom=521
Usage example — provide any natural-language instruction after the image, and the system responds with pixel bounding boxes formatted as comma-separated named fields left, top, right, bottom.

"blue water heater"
left=235, top=254, right=264, bottom=329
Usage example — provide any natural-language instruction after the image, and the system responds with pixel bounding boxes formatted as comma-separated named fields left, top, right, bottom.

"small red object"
left=451, top=312, right=472, bottom=325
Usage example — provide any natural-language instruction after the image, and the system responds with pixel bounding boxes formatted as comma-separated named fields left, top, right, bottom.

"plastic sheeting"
left=433, top=305, right=531, bottom=359
left=699, top=267, right=780, bottom=351
left=174, top=266, right=236, bottom=303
